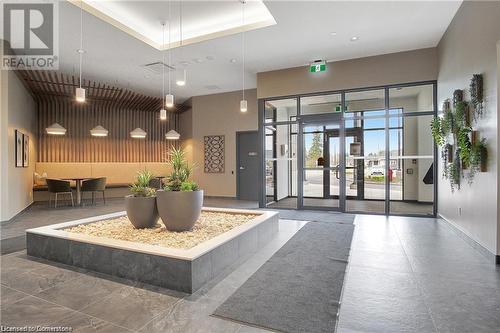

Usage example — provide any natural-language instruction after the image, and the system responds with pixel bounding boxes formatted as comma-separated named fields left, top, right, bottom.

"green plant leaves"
left=165, top=147, right=199, bottom=191
left=129, top=170, right=155, bottom=197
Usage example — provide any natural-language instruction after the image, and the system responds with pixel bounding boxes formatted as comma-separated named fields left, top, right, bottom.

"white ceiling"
left=57, top=1, right=462, bottom=103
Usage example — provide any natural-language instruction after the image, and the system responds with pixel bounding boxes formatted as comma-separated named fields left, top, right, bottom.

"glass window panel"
left=345, top=89, right=385, bottom=116
left=389, top=84, right=434, bottom=113
left=300, top=94, right=342, bottom=115
left=303, top=130, right=324, bottom=168
left=265, top=124, right=297, bottom=209
left=389, top=114, right=434, bottom=215
left=265, top=98, right=297, bottom=122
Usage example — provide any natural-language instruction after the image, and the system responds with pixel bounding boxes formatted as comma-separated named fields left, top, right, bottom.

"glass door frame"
left=258, top=80, right=438, bottom=217
left=297, top=113, right=346, bottom=211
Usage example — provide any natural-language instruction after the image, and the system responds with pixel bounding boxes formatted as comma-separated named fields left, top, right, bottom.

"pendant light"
left=160, top=22, right=167, bottom=120
left=130, top=128, right=147, bottom=139
left=90, top=125, right=108, bottom=137
left=165, top=129, right=180, bottom=140
left=240, top=0, right=247, bottom=112
left=176, top=1, right=187, bottom=87
left=46, top=123, right=67, bottom=135
left=165, top=0, right=174, bottom=108
left=76, top=0, right=85, bottom=103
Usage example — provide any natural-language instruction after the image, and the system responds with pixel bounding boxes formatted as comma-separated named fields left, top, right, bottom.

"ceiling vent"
left=141, top=61, right=175, bottom=75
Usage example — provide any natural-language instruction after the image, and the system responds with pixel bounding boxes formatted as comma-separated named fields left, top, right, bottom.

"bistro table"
left=62, top=177, right=93, bottom=206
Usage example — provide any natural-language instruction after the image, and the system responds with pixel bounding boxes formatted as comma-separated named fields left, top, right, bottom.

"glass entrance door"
left=298, top=115, right=345, bottom=210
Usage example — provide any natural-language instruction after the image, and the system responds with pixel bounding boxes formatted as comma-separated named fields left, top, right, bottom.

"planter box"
left=26, top=208, right=279, bottom=293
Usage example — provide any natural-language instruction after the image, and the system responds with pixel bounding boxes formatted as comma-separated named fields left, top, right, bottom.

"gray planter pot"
left=125, top=195, right=159, bottom=229
left=156, top=190, right=203, bottom=231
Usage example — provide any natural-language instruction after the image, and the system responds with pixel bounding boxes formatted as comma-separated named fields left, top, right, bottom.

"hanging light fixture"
left=240, top=0, right=247, bottom=112
left=176, top=68, right=186, bottom=86
left=165, top=129, right=180, bottom=140
left=130, top=128, right=147, bottom=139
left=90, top=125, right=108, bottom=137
left=165, top=0, right=174, bottom=108
left=176, top=2, right=187, bottom=87
left=46, top=123, right=67, bottom=135
left=160, top=22, right=167, bottom=120
left=76, top=0, right=86, bottom=103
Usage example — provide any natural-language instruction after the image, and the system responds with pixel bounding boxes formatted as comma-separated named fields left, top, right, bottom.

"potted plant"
left=125, top=170, right=159, bottom=229
left=156, top=148, right=203, bottom=231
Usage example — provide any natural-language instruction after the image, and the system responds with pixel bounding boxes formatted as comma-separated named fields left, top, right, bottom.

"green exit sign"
left=309, top=61, right=326, bottom=73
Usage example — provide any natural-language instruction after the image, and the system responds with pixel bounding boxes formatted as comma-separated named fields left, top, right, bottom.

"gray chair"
left=46, top=179, right=74, bottom=208
left=81, top=177, right=107, bottom=205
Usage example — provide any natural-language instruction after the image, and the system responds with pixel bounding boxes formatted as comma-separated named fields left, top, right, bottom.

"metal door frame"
left=297, top=113, right=345, bottom=211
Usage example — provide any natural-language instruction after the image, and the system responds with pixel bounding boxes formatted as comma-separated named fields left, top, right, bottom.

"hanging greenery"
left=469, top=74, right=484, bottom=120
left=430, top=77, right=488, bottom=191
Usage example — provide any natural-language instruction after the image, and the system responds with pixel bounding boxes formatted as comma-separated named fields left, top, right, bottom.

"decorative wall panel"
left=37, top=97, right=179, bottom=162
left=15, top=70, right=182, bottom=163
left=204, top=135, right=225, bottom=173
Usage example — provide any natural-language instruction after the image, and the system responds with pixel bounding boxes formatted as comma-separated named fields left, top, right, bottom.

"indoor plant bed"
left=125, top=170, right=159, bottom=228
left=157, top=148, right=203, bottom=231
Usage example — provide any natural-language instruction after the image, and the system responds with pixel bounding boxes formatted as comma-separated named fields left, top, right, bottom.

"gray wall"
left=0, top=70, right=38, bottom=222
left=257, top=48, right=438, bottom=99
left=437, top=1, right=500, bottom=255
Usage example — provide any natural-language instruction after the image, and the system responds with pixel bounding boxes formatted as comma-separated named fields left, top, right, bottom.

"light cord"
left=162, top=23, right=165, bottom=103
left=168, top=0, right=172, bottom=94
left=79, top=0, right=83, bottom=88
left=242, top=1, right=245, bottom=100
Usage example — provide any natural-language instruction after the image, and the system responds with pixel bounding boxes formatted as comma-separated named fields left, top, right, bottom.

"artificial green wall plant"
left=431, top=75, right=488, bottom=191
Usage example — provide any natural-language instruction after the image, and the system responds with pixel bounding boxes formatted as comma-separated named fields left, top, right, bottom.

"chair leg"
left=102, top=191, right=106, bottom=205
left=55, top=193, right=58, bottom=208
left=48, top=193, right=52, bottom=208
left=71, top=192, right=74, bottom=206
left=92, top=192, right=95, bottom=205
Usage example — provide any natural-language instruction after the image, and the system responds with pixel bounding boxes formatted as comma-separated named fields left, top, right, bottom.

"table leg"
left=76, top=180, right=82, bottom=205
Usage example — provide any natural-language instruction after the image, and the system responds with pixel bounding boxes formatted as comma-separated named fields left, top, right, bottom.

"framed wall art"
left=204, top=135, right=225, bottom=173
left=15, top=130, right=23, bottom=168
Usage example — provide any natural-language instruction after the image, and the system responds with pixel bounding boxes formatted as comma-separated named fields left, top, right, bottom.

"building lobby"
left=1, top=1, right=500, bottom=332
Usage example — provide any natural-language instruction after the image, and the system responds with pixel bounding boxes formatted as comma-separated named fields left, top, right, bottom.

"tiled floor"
left=1, top=213, right=499, bottom=332
left=337, top=215, right=500, bottom=333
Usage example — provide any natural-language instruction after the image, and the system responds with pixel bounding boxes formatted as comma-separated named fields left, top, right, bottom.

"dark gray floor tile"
left=337, top=290, right=437, bottom=333
left=416, top=274, right=500, bottom=333
left=0, top=295, right=74, bottom=327
left=0, top=285, right=29, bottom=307
left=2, top=269, right=76, bottom=295
left=348, top=248, right=413, bottom=273
left=344, top=266, right=421, bottom=298
left=36, top=273, right=125, bottom=311
left=402, top=242, right=490, bottom=264
left=408, top=255, right=500, bottom=287
left=80, top=285, right=182, bottom=331
left=140, top=312, right=241, bottom=333
left=55, top=311, right=133, bottom=333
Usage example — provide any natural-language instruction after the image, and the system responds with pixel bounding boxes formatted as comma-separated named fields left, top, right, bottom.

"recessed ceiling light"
left=230, top=58, right=237, bottom=63
left=330, top=32, right=337, bottom=36
left=350, top=36, right=359, bottom=42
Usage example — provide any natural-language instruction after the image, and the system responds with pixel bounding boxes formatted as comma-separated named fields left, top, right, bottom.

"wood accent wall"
left=17, top=70, right=181, bottom=163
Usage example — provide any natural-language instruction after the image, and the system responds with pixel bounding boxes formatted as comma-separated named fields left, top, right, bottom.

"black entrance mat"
left=213, top=221, right=355, bottom=333
left=262, top=209, right=356, bottom=224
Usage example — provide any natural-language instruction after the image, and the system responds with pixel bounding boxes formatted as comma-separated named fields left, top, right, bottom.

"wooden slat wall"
left=19, top=70, right=182, bottom=163
left=37, top=96, right=178, bottom=162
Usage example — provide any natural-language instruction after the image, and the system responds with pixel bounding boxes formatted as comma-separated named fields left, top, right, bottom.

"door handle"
left=335, top=165, right=340, bottom=179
